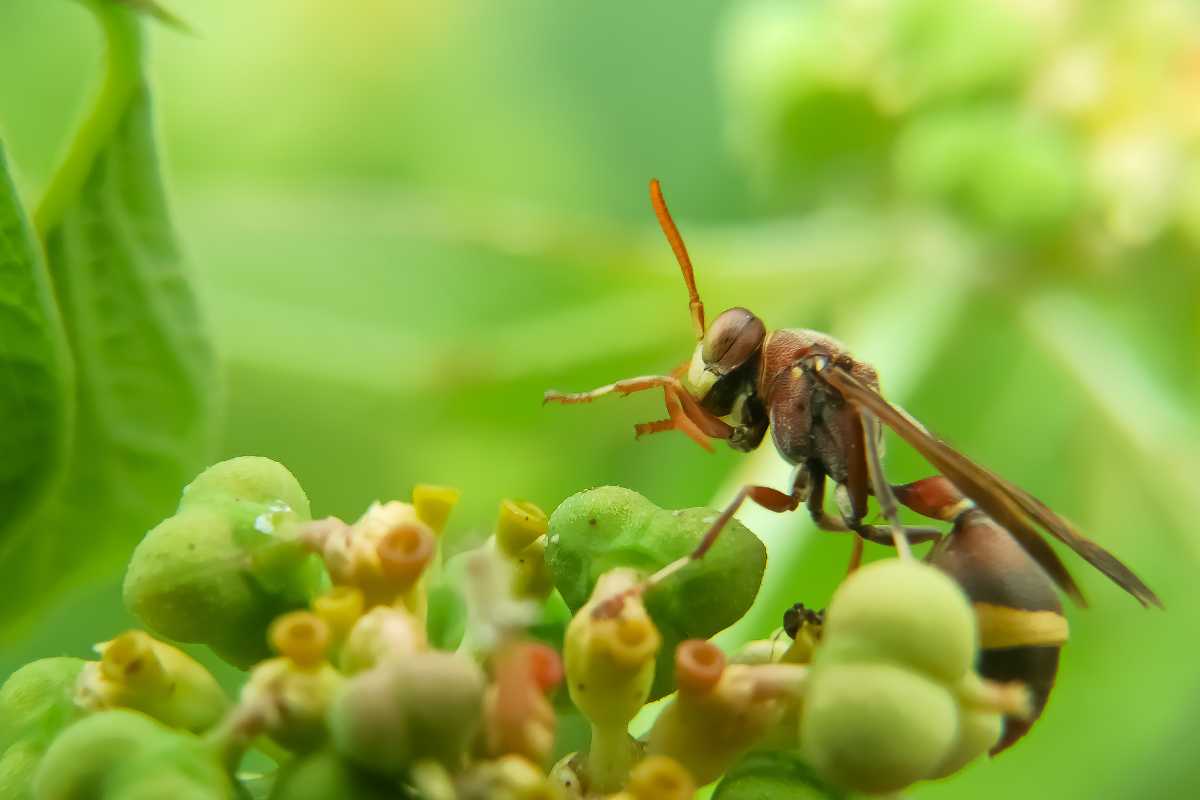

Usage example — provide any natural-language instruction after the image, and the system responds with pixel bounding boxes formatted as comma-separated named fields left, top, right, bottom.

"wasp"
left=544, top=179, right=1161, bottom=748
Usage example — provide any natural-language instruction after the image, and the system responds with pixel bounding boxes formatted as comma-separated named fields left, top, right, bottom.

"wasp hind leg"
left=805, top=460, right=941, bottom=574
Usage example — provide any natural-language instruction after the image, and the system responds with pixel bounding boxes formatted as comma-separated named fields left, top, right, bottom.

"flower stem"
left=588, top=722, right=637, bottom=794
left=34, top=1, right=143, bottom=238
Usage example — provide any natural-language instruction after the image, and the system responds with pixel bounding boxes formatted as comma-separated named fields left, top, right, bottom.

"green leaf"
left=113, top=0, right=192, bottom=33
left=0, top=146, right=73, bottom=540
left=0, top=4, right=217, bottom=635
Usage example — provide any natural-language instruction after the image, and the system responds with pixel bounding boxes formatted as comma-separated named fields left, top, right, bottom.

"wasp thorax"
left=701, top=307, right=765, bottom=376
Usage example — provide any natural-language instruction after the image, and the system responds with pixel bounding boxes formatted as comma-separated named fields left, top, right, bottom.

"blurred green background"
left=2, top=0, right=1198, bottom=796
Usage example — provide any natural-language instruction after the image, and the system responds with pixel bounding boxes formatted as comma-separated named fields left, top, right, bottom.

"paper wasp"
left=544, top=179, right=1161, bottom=748
left=545, top=179, right=1157, bottom=607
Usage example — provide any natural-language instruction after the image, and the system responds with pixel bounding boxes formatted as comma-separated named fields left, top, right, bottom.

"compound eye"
left=702, top=308, right=765, bottom=376
left=782, top=604, right=803, bottom=639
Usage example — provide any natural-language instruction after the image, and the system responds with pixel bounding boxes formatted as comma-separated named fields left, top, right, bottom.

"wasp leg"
left=892, top=475, right=973, bottom=522
left=803, top=461, right=853, bottom=533
left=633, top=385, right=732, bottom=452
left=846, top=536, right=865, bottom=574
left=545, top=374, right=732, bottom=451
left=544, top=374, right=682, bottom=404
left=592, top=475, right=805, bottom=618
left=861, top=411, right=912, bottom=558
left=807, top=461, right=941, bottom=563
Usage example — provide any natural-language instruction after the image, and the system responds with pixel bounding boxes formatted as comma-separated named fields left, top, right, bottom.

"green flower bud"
left=547, top=487, right=765, bottom=697
left=456, top=755, right=564, bottom=800
left=181, top=456, right=309, bottom=519
left=0, top=657, right=87, bottom=798
left=712, top=751, right=846, bottom=800
left=33, top=709, right=233, bottom=799
left=1, top=739, right=43, bottom=800
left=0, top=658, right=86, bottom=747
left=101, top=766, right=231, bottom=800
left=330, top=651, right=485, bottom=774
left=894, top=106, right=1085, bottom=242
left=879, top=0, right=1036, bottom=109
left=339, top=606, right=426, bottom=675
left=269, top=749, right=396, bottom=800
left=799, top=558, right=1015, bottom=792
left=719, top=0, right=892, bottom=203
left=76, top=631, right=228, bottom=732
left=563, top=569, right=659, bottom=793
left=818, top=559, right=975, bottom=684
left=926, top=706, right=1003, bottom=780
left=563, top=570, right=659, bottom=729
left=800, top=662, right=958, bottom=795
left=241, top=658, right=341, bottom=754
left=124, top=457, right=323, bottom=669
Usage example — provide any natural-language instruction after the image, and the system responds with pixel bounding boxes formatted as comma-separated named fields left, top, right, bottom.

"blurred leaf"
left=0, top=4, right=216, bottom=636
left=1021, top=294, right=1200, bottom=562
left=0, top=145, right=72, bottom=539
left=112, top=0, right=191, bottom=33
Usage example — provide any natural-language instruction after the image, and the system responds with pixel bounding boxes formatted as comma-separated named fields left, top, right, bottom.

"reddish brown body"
left=758, top=330, right=878, bottom=515
left=691, top=326, right=925, bottom=546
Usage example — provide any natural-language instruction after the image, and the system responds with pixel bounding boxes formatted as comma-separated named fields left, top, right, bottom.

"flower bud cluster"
left=723, top=0, right=1200, bottom=262
left=4, top=459, right=1058, bottom=798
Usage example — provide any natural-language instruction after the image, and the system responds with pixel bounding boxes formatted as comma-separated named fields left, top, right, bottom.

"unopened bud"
left=413, top=484, right=461, bottom=535
left=331, top=651, right=485, bottom=773
left=511, top=537, right=554, bottom=601
left=340, top=606, right=426, bottom=675
left=376, top=523, right=436, bottom=584
left=648, top=646, right=805, bottom=785
left=485, top=642, right=562, bottom=764
left=626, top=755, right=696, bottom=800
left=269, top=612, right=331, bottom=669
left=241, top=654, right=342, bottom=753
left=674, top=639, right=725, bottom=695
left=497, top=500, right=548, bottom=556
left=79, top=631, right=228, bottom=733
left=564, top=570, right=660, bottom=728
left=312, top=585, right=365, bottom=645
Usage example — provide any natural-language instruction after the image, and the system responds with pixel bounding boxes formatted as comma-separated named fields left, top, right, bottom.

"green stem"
left=204, top=703, right=269, bottom=773
left=34, top=1, right=144, bottom=238
left=588, top=721, right=638, bottom=794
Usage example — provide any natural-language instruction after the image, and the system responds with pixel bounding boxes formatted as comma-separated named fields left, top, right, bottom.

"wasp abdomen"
left=928, top=508, right=1067, bottom=754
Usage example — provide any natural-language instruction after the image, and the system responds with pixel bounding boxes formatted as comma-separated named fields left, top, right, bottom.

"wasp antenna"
left=649, top=178, right=705, bottom=340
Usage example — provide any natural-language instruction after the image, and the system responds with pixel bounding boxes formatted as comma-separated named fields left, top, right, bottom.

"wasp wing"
left=821, top=364, right=1161, bottom=609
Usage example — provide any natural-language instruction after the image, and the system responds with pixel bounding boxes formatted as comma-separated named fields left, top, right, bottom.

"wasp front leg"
left=545, top=374, right=732, bottom=451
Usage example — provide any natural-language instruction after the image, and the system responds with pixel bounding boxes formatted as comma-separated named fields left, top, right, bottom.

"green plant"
left=0, top=0, right=215, bottom=639
left=1, top=0, right=1193, bottom=797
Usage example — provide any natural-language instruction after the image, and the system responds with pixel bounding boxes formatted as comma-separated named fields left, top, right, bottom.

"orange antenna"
left=650, top=178, right=705, bottom=340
